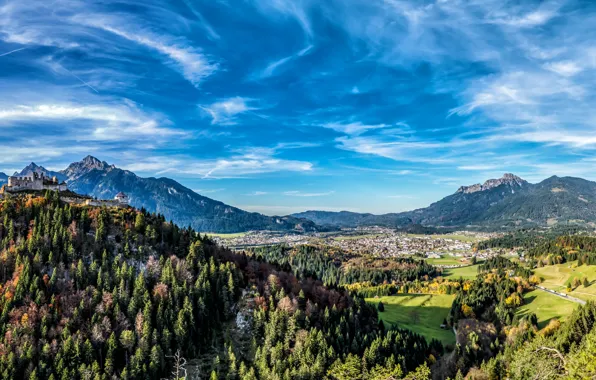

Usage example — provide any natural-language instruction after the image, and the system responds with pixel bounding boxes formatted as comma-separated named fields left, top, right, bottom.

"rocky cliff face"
left=61, top=155, right=115, bottom=181
left=457, top=173, right=527, bottom=194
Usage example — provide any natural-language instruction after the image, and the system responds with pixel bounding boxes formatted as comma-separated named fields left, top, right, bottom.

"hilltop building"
left=4, top=173, right=67, bottom=193
left=115, top=192, right=129, bottom=205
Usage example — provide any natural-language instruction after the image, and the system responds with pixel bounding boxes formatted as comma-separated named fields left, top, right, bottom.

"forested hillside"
left=0, top=192, right=436, bottom=379
left=250, top=245, right=437, bottom=287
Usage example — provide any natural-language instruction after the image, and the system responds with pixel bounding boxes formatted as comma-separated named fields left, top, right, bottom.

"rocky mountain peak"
left=457, top=173, right=527, bottom=194
left=14, top=162, right=41, bottom=176
left=61, top=155, right=115, bottom=181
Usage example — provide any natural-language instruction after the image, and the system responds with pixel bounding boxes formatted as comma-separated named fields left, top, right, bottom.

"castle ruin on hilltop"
left=0, top=173, right=130, bottom=208
left=4, top=173, right=68, bottom=193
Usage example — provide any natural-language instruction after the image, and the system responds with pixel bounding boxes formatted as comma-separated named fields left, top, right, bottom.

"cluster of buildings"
left=210, top=227, right=490, bottom=259
left=0, top=173, right=129, bottom=207
left=326, top=233, right=475, bottom=257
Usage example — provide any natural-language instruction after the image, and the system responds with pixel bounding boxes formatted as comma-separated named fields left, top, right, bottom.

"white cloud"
left=0, top=145, right=94, bottom=164
left=251, top=0, right=314, bottom=38
left=254, top=44, right=313, bottom=79
left=490, top=9, right=558, bottom=28
left=508, top=131, right=596, bottom=148
left=201, top=97, right=259, bottom=125
left=246, top=191, right=269, bottom=196
left=335, top=135, right=478, bottom=164
left=544, top=61, right=583, bottom=77
left=322, top=122, right=390, bottom=136
left=82, top=22, right=217, bottom=87
left=193, top=188, right=225, bottom=194
left=0, top=102, right=182, bottom=142
left=123, top=147, right=314, bottom=179
left=458, top=164, right=501, bottom=171
left=283, top=190, right=335, bottom=197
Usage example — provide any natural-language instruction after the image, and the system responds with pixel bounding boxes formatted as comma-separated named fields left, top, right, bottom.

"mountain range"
left=4, top=156, right=318, bottom=233
left=293, top=173, right=596, bottom=229
left=5, top=158, right=596, bottom=232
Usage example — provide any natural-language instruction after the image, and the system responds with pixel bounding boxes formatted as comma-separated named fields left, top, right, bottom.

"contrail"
left=0, top=47, right=27, bottom=57
left=63, top=67, right=99, bottom=93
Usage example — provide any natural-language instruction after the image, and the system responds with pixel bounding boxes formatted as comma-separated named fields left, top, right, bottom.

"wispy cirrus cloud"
left=246, top=191, right=269, bottom=196
left=80, top=20, right=218, bottom=87
left=321, top=122, right=389, bottom=136
left=283, top=190, right=335, bottom=197
left=123, top=143, right=314, bottom=179
left=200, top=97, right=260, bottom=125
left=0, top=0, right=217, bottom=88
left=254, top=44, right=313, bottom=79
left=0, top=102, right=182, bottom=142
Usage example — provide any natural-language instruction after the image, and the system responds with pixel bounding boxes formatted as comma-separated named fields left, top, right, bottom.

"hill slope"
left=294, top=173, right=596, bottom=228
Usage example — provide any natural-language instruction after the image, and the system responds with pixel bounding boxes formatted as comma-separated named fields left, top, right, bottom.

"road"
left=534, top=285, right=586, bottom=305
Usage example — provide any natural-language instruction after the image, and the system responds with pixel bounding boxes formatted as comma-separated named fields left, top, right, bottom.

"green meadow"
left=533, top=261, right=596, bottom=301
left=516, top=289, right=578, bottom=329
left=367, top=294, right=456, bottom=346
left=426, top=254, right=469, bottom=266
left=441, top=264, right=481, bottom=280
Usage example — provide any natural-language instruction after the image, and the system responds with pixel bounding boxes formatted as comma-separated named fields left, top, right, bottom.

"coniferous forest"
left=0, top=192, right=436, bottom=379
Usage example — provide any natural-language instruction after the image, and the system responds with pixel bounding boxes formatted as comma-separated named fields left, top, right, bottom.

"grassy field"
left=204, top=232, right=249, bottom=239
left=532, top=261, right=596, bottom=301
left=366, top=294, right=456, bottom=346
left=516, top=289, right=578, bottom=329
left=441, top=264, right=481, bottom=280
left=407, top=234, right=479, bottom=242
left=426, top=255, right=469, bottom=266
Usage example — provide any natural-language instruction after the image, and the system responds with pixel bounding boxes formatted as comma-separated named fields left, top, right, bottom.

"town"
left=209, top=227, right=499, bottom=262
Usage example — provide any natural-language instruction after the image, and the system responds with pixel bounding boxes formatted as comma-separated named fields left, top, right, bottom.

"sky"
left=1, top=0, right=596, bottom=215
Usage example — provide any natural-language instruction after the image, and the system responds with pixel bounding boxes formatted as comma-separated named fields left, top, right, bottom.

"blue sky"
left=1, top=0, right=596, bottom=215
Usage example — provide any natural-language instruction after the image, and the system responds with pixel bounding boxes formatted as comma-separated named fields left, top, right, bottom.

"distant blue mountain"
left=293, top=174, right=596, bottom=229
left=13, top=156, right=320, bottom=233
left=0, top=172, right=7, bottom=184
